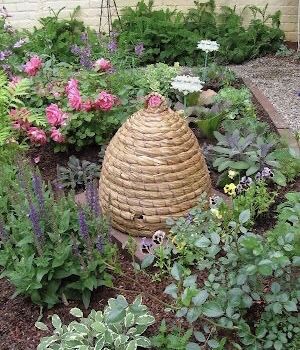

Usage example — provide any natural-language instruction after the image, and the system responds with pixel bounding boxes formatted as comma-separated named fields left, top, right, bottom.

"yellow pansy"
left=228, top=169, right=238, bottom=179
left=224, top=183, right=237, bottom=197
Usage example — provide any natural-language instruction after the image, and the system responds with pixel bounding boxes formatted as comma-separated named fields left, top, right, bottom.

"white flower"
left=197, top=40, right=219, bottom=53
left=171, top=75, right=204, bottom=95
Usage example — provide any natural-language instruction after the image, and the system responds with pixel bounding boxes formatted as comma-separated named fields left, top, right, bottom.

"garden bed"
left=1, top=79, right=299, bottom=350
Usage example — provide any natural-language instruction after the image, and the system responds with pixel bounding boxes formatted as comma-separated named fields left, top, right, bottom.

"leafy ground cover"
left=0, top=3, right=299, bottom=350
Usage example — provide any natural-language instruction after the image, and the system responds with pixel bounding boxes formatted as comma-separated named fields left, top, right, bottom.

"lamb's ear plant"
left=36, top=295, right=155, bottom=350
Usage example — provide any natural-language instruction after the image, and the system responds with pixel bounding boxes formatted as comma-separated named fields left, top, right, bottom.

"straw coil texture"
left=99, top=93, right=212, bottom=236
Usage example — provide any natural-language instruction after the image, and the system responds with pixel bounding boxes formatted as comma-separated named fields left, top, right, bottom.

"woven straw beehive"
left=99, top=93, right=211, bottom=236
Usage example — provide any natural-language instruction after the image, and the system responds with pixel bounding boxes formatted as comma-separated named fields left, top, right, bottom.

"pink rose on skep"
left=46, top=104, right=67, bottom=127
left=95, top=91, right=116, bottom=111
left=66, top=79, right=82, bottom=111
left=24, top=56, right=42, bottom=76
left=27, top=127, right=47, bottom=145
left=95, top=58, right=112, bottom=72
left=50, top=128, right=65, bottom=143
left=147, top=95, right=162, bottom=108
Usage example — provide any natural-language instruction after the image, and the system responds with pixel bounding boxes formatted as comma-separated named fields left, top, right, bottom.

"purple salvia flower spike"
left=32, top=172, right=45, bottom=213
left=29, top=202, right=43, bottom=240
left=78, top=207, right=89, bottom=240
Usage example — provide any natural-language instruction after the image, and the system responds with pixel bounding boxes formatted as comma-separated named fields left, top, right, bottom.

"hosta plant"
left=36, top=295, right=155, bottom=350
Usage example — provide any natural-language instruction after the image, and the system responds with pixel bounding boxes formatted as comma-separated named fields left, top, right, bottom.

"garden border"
left=242, top=77, right=300, bottom=152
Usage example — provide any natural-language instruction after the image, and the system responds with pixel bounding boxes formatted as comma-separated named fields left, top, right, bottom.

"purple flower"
left=85, top=181, right=100, bottom=217
left=13, top=38, right=26, bottom=49
left=29, top=202, right=43, bottom=240
left=80, top=32, right=88, bottom=43
left=107, top=40, right=117, bottom=53
left=110, top=31, right=119, bottom=39
left=186, top=213, right=193, bottom=224
left=140, top=237, right=153, bottom=254
left=261, top=167, right=274, bottom=179
left=135, top=43, right=144, bottom=56
left=95, top=235, right=104, bottom=253
left=0, top=51, right=6, bottom=61
left=32, top=172, right=45, bottom=213
left=70, top=44, right=81, bottom=55
left=78, top=208, right=89, bottom=240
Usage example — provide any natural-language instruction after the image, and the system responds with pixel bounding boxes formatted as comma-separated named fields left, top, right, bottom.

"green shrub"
left=36, top=295, right=155, bottom=349
left=115, top=0, right=284, bottom=66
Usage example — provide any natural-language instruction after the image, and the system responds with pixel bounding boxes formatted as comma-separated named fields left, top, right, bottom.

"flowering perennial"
left=24, top=56, right=42, bottom=76
left=171, top=75, right=204, bottom=95
left=197, top=40, right=220, bottom=53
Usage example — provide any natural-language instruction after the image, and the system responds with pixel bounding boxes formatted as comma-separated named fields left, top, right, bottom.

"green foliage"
left=160, top=200, right=300, bottom=349
left=232, top=181, right=276, bottom=223
left=25, top=7, right=87, bottom=64
left=57, top=155, right=100, bottom=189
left=198, top=63, right=236, bottom=89
left=134, top=62, right=180, bottom=96
left=214, top=87, right=256, bottom=120
left=115, top=0, right=284, bottom=66
left=0, top=167, right=117, bottom=308
left=36, top=295, right=155, bottom=349
left=209, top=129, right=286, bottom=185
left=272, top=148, right=300, bottom=183
left=267, top=192, right=300, bottom=256
left=0, top=70, right=31, bottom=145
left=151, top=319, right=193, bottom=349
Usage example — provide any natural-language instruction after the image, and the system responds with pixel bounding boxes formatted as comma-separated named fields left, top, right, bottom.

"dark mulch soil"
left=26, top=144, right=100, bottom=185
left=1, top=68, right=298, bottom=349
left=0, top=253, right=183, bottom=350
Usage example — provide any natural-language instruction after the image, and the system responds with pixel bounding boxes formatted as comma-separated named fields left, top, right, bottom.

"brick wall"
left=1, top=0, right=298, bottom=42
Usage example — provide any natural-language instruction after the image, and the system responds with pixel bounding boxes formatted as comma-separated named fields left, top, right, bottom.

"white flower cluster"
left=197, top=40, right=220, bottom=53
left=171, top=75, right=204, bottom=95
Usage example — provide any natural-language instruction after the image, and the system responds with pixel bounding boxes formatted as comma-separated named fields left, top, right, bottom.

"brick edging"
left=242, top=77, right=300, bottom=151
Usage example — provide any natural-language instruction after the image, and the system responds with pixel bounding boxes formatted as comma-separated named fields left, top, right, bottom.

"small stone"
left=198, top=89, right=217, bottom=106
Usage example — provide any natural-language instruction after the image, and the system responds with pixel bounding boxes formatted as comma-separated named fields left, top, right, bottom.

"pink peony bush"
left=50, top=128, right=65, bottom=143
left=66, top=79, right=82, bottom=110
left=27, top=127, right=47, bottom=145
left=24, top=56, right=43, bottom=76
left=46, top=104, right=68, bottom=127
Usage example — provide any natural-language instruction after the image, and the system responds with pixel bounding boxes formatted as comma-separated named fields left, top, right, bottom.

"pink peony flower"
left=66, top=79, right=82, bottom=110
left=24, top=56, right=42, bottom=76
left=95, top=91, right=116, bottom=111
left=94, top=58, right=112, bottom=71
left=46, top=103, right=67, bottom=127
left=27, top=127, right=47, bottom=145
left=50, top=127, right=65, bottom=143
left=81, top=100, right=93, bottom=112
left=147, top=95, right=162, bottom=108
